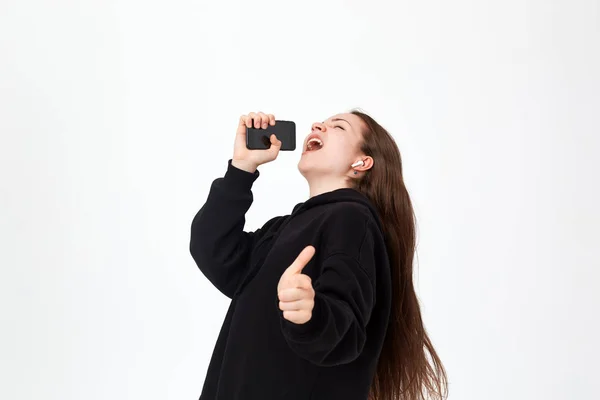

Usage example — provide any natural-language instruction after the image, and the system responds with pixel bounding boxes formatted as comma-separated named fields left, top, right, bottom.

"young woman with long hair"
left=190, top=110, right=447, bottom=400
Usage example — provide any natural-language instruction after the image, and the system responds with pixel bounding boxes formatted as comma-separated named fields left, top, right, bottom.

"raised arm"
left=190, top=112, right=283, bottom=298
left=190, top=161, right=282, bottom=298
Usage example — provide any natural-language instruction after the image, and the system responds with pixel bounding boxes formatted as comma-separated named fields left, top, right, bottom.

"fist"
left=277, top=246, right=316, bottom=325
left=232, top=111, right=282, bottom=173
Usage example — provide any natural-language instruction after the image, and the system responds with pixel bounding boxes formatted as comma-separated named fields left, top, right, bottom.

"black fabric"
left=190, top=160, right=392, bottom=400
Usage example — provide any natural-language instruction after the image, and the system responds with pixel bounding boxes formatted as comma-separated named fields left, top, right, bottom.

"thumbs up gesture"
left=277, top=246, right=316, bottom=324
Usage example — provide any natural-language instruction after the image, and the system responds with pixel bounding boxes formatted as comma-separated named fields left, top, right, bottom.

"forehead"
left=326, top=113, right=366, bottom=133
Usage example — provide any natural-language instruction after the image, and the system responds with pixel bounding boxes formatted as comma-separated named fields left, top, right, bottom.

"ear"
left=355, top=156, right=374, bottom=172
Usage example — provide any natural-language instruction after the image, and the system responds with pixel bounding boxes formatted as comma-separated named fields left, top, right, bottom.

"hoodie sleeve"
left=190, top=160, right=282, bottom=298
left=279, top=216, right=378, bottom=367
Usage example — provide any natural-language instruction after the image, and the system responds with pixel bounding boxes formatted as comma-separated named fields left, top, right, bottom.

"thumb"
left=269, top=134, right=282, bottom=153
left=282, top=246, right=315, bottom=278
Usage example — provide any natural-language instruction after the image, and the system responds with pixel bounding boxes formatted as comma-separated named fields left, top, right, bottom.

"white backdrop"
left=1, top=0, right=599, bottom=399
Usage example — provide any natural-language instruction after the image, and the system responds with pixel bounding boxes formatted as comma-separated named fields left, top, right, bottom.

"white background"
left=1, top=0, right=599, bottom=399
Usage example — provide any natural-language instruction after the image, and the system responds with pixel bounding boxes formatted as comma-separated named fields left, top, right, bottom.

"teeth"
left=307, top=138, right=323, bottom=151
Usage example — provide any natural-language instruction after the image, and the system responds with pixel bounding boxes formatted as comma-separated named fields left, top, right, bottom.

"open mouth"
left=305, top=136, right=324, bottom=152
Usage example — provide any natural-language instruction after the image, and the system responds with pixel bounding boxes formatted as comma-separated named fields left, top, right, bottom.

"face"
left=297, top=113, right=369, bottom=179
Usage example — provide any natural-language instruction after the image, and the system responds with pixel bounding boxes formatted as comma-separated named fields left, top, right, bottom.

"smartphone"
left=246, top=120, right=296, bottom=151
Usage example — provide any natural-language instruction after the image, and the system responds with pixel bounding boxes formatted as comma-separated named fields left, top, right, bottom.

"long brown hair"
left=350, top=110, right=448, bottom=400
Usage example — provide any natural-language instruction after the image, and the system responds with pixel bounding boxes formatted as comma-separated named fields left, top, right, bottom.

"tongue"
left=308, top=142, right=323, bottom=151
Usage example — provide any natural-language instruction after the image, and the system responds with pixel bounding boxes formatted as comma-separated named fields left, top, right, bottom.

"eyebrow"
left=328, top=118, right=352, bottom=129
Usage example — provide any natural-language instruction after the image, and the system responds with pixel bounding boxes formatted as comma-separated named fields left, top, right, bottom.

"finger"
left=248, top=112, right=258, bottom=128
left=277, top=272, right=311, bottom=294
left=258, top=112, right=268, bottom=129
left=282, top=246, right=316, bottom=278
left=279, top=298, right=313, bottom=311
left=287, top=274, right=312, bottom=290
left=244, top=115, right=253, bottom=128
left=277, top=286, right=315, bottom=301
left=250, top=112, right=261, bottom=128
left=278, top=287, right=310, bottom=302
left=268, top=114, right=276, bottom=126
left=283, top=310, right=311, bottom=324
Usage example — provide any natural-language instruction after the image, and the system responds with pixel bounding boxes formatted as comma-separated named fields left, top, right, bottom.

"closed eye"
left=335, top=125, right=345, bottom=130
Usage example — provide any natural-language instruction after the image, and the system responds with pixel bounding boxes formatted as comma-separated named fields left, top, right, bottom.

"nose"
left=311, top=122, right=326, bottom=132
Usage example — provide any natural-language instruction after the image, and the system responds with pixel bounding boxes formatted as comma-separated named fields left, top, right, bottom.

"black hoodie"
left=190, top=160, right=392, bottom=400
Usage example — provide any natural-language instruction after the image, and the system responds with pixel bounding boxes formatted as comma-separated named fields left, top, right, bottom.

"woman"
left=190, top=110, right=447, bottom=400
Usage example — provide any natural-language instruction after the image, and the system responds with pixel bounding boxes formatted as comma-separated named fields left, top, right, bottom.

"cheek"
left=321, top=144, right=355, bottom=169
left=326, top=139, right=354, bottom=158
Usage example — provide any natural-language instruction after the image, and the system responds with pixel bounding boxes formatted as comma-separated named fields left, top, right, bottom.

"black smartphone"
left=246, top=120, right=296, bottom=151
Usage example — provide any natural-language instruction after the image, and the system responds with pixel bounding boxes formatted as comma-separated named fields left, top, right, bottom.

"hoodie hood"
left=291, top=188, right=384, bottom=233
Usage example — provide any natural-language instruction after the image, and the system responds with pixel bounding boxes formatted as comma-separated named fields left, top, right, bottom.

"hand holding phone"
left=232, top=112, right=283, bottom=173
left=246, top=120, right=296, bottom=151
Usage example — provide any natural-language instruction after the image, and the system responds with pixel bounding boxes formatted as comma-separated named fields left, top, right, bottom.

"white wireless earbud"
left=351, top=160, right=364, bottom=168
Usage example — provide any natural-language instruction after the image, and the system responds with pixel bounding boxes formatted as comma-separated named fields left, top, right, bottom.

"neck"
left=307, top=176, right=350, bottom=198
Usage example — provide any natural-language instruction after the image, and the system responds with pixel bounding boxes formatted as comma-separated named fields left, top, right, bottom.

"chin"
left=298, top=154, right=322, bottom=177
left=298, top=156, right=331, bottom=179
left=297, top=157, right=310, bottom=176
